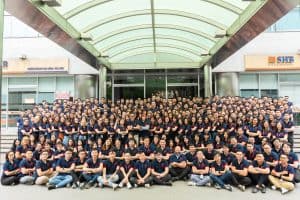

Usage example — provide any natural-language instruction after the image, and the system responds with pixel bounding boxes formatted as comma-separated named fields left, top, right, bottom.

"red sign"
left=55, top=91, right=70, bottom=100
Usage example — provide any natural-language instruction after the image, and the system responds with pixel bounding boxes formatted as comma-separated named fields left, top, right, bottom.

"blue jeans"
left=82, top=173, right=100, bottom=183
left=210, top=171, right=232, bottom=187
left=190, top=174, right=211, bottom=186
left=97, top=174, right=119, bottom=187
left=49, top=175, right=73, bottom=188
left=63, top=136, right=70, bottom=146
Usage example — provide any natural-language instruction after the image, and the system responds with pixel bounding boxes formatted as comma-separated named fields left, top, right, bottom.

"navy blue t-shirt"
left=274, top=164, right=295, bottom=182
left=19, top=158, right=36, bottom=177
left=103, top=159, right=119, bottom=175
left=120, top=160, right=134, bottom=173
left=263, top=152, right=278, bottom=163
left=211, top=160, right=227, bottom=172
left=192, top=159, right=209, bottom=175
left=57, top=158, right=74, bottom=175
left=2, top=160, right=19, bottom=178
left=151, top=159, right=168, bottom=173
left=251, top=160, right=269, bottom=169
left=85, top=158, right=102, bottom=169
left=169, top=154, right=187, bottom=163
left=231, top=159, right=249, bottom=170
left=134, top=160, right=151, bottom=177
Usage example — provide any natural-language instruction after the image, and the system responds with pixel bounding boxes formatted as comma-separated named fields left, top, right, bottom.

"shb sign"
left=268, top=56, right=295, bottom=64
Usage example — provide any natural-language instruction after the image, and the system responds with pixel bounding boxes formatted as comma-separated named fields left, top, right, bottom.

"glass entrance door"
left=167, top=86, right=198, bottom=98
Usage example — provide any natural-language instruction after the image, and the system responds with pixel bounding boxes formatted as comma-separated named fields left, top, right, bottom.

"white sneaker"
left=127, top=182, right=133, bottom=189
left=112, top=183, right=118, bottom=191
left=271, top=185, right=276, bottom=190
left=118, top=183, right=124, bottom=188
left=98, top=183, right=104, bottom=188
left=281, top=187, right=289, bottom=194
left=144, top=183, right=150, bottom=188
left=134, top=184, right=138, bottom=188
left=187, top=181, right=196, bottom=186
left=205, top=182, right=211, bottom=187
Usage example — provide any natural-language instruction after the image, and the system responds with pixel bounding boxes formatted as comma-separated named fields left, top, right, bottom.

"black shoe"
left=261, top=186, right=266, bottom=193
left=48, top=185, right=56, bottom=190
left=171, top=177, right=179, bottom=182
left=164, top=182, right=173, bottom=186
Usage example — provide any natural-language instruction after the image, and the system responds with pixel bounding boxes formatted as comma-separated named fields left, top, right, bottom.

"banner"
left=245, top=55, right=300, bottom=71
left=3, top=58, right=69, bottom=74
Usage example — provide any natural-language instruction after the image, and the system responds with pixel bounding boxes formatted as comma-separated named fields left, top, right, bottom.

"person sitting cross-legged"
left=188, top=150, right=211, bottom=187
left=130, top=151, right=153, bottom=188
left=269, top=154, right=295, bottom=195
left=169, top=146, right=189, bottom=182
left=248, top=153, right=270, bottom=193
left=48, top=149, right=75, bottom=190
left=151, top=150, right=172, bottom=186
left=97, top=149, right=120, bottom=190
left=35, top=150, right=54, bottom=185
left=80, top=149, right=102, bottom=189
left=209, top=152, right=233, bottom=191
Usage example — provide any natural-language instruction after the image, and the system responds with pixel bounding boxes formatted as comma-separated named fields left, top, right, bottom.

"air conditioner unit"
left=40, top=0, right=62, bottom=7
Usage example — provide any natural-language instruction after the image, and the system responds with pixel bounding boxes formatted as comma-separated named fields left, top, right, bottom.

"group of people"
left=1, top=95, right=299, bottom=194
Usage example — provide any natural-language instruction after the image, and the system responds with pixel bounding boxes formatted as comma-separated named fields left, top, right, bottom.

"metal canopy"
left=5, top=0, right=300, bottom=69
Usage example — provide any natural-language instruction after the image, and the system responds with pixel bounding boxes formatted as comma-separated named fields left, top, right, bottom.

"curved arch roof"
left=28, top=0, right=270, bottom=69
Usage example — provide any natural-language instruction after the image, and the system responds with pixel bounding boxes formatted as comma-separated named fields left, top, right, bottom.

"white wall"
left=3, top=13, right=98, bottom=75
left=213, top=32, right=300, bottom=72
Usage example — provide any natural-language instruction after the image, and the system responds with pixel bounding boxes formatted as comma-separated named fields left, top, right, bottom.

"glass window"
left=56, top=76, right=74, bottom=96
left=146, top=75, right=166, bottom=98
left=240, top=89, right=259, bottom=98
left=261, top=89, right=278, bottom=98
left=38, top=92, right=54, bottom=104
left=38, top=77, right=56, bottom=92
left=114, top=75, right=144, bottom=84
left=9, top=77, right=37, bottom=85
left=239, top=74, right=258, bottom=89
left=260, top=74, right=278, bottom=89
left=279, top=74, right=300, bottom=83
left=274, top=7, right=300, bottom=31
left=114, top=87, right=144, bottom=100
left=167, top=86, right=198, bottom=98
left=167, top=75, right=198, bottom=83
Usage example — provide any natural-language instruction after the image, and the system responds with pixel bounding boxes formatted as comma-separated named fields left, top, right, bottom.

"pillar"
left=98, top=66, right=107, bottom=99
left=204, top=64, right=212, bottom=97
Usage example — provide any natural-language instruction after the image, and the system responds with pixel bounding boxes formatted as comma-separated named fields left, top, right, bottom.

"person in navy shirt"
left=35, top=150, right=54, bottom=185
left=1, top=151, right=20, bottom=185
left=72, top=150, right=87, bottom=188
left=188, top=150, right=210, bottom=187
left=98, top=150, right=119, bottom=190
left=19, top=149, right=36, bottom=185
left=246, top=118, right=262, bottom=144
left=81, top=149, right=102, bottom=189
left=230, top=150, right=252, bottom=191
left=156, top=139, right=172, bottom=161
left=282, top=113, right=294, bottom=147
left=245, top=143, right=257, bottom=163
left=221, top=145, right=234, bottom=165
left=269, top=154, right=295, bottom=194
left=48, top=149, right=75, bottom=190
left=130, top=151, right=152, bottom=188
left=262, top=143, right=278, bottom=169
left=118, top=152, right=134, bottom=189
left=248, top=153, right=270, bottom=193
left=138, top=137, right=155, bottom=160
left=209, top=153, right=232, bottom=191
left=281, top=143, right=299, bottom=169
left=151, top=150, right=172, bottom=186
left=169, top=146, right=189, bottom=181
